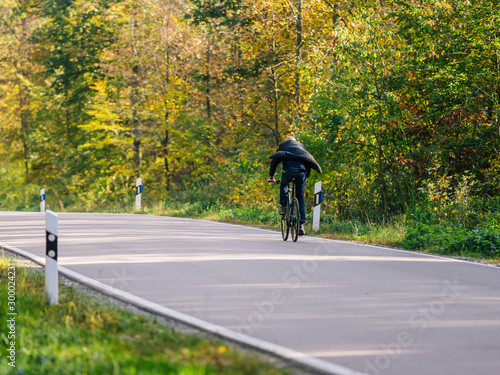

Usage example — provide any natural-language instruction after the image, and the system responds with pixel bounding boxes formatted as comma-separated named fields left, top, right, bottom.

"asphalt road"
left=1, top=211, right=500, bottom=375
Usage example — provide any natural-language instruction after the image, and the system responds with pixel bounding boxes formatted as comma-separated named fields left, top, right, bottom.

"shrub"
left=445, top=228, right=500, bottom=258
left=401, top=222, right=449, bottom=251
left=401, top=222, right=500, bottom=259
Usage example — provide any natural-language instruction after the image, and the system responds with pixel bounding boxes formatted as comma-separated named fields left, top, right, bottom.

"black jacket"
left=269, top=140, right=322, bottom=178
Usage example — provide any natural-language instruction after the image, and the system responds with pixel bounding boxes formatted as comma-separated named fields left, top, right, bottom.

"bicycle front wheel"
left=291, top=198, right=300, bottom=242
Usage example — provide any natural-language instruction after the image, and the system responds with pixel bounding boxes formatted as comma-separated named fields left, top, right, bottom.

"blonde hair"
left=285, top=136, right=296, bottom=141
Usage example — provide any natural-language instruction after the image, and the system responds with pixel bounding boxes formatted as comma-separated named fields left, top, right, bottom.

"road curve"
left=1, top=211, right=500, bottom=375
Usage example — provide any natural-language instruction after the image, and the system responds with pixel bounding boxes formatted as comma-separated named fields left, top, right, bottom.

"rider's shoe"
left=299, top=224, right=305, bottom=236
left=278, top=206, right=286, bottom=215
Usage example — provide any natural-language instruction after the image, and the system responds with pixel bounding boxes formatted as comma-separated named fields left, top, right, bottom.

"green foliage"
left=401, top=222, right=457, bottom=251
left=186, top=0, right=250, bottom=28
left=391, top=0, right=500, bottom=195
left=0, top=159, right=40, bottom=211
left=402, top=222, right=500, bottom=259
left=402, top=176, right=500, bottom=258
left=446, top=229, right=500, bottom=258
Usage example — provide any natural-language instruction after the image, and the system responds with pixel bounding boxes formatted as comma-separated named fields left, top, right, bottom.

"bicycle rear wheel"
left=281, top=207, right=289, bottom=241
left=291, top=197, right=300, bottom=242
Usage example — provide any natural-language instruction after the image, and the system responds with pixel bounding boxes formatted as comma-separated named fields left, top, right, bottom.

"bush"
left=401, top=222, right=500, bottom=259
left=446, top=228, right=500, bottom=258
left=401, top=222, right=452, bottom=251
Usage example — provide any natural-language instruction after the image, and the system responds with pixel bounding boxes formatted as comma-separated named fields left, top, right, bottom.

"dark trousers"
left=280, top=170, right=306, bottom=224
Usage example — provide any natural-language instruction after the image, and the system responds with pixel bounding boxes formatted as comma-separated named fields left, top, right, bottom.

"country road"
left=1, top=211, right=500, bottom=375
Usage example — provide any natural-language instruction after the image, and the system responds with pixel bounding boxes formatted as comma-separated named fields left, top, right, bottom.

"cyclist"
left=268, top=136, right=322, bottom=236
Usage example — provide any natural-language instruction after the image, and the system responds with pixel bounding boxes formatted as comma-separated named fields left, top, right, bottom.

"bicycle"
left=272, top=178, right=300, bottom=242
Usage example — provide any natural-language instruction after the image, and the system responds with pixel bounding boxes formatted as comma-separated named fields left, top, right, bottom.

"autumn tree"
left=393, top=0, right=500, bottom=196
left=0, top=0, right=41, bottom=178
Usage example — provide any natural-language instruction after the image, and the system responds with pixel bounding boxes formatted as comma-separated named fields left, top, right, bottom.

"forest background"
left=1, top=0, right=500, bottom=258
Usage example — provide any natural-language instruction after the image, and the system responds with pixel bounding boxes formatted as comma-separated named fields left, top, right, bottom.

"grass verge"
left=0, top=254, right=292, bottom=375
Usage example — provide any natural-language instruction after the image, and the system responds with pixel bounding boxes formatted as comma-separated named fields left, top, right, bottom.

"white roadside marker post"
left=135, top=177, right=143, bottom=211
left=40, top=188, right=46, bottom=213
left=45, top=210, right=58, bottom=305
left=313, top=181, right=324, bottom=231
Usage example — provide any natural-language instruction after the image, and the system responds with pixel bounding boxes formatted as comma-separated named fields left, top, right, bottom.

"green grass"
left=0, top=256, right=292, bottom=375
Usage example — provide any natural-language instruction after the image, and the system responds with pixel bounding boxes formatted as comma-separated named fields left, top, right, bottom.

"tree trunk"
left=272, top=68, right=280, bottom=146
left=20, top=96, right=29, bottom=178
left=206, top=38, right=211, bottom=120
left=294, top=0, right=302, bottom=108
left=378, top=142, right=389, bottom=219
left=132, top=65, right=141, bottom=169
left=161, top=127, right=170, bottom=191
left=20, top=17, right=30, bottom=178
left=162, top=11, right=170, bottom=191
left=375, top=95, right=388, bottom=218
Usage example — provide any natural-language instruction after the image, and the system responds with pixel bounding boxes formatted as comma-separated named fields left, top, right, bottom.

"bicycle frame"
left=284, top=180, right=295, bottom=207
left=276, top=178, right=300, bottom=242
